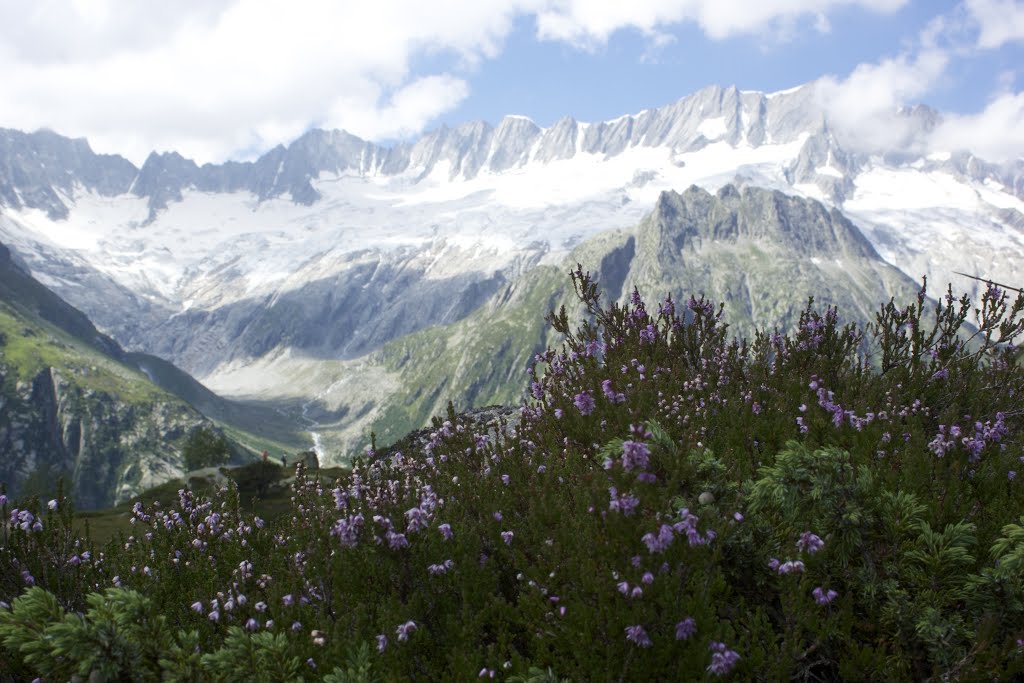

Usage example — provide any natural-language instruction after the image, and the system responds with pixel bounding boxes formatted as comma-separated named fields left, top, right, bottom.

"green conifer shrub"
left=183, top=428, right=231, bottom=471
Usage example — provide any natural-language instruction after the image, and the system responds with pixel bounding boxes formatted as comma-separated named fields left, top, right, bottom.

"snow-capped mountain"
left=1, top=80, right=1021, bottom=459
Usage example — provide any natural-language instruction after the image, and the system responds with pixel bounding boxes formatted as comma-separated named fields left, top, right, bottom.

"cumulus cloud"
left=0, top=0, right=532, bottom=163
left=0, top=0, right=946, bottom=165
left=534, top=0, right=907, bottom=45
left=965, top=0, right=1024, bottom=49
left=815, top=50, right=949, bottom=153
left=929, top=91, right=1024, bottom=162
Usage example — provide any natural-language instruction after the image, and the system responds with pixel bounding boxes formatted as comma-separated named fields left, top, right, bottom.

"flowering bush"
left=2, top=266, right=1023, bottom=680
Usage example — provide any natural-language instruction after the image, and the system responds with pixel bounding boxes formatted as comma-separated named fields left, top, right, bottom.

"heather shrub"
left=2, top=266, right=1023, bottom=681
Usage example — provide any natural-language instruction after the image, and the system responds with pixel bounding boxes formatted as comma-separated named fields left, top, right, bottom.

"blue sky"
left=0, top=0, right=1020, bottom=164
left=436, top=2, right=981, bottom=126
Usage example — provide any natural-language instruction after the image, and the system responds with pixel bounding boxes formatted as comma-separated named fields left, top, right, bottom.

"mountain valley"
left=0, top=80, right=1021, bottom=476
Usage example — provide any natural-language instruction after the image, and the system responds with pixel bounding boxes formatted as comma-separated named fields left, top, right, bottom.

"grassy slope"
left=0, top=302, right=169, bottom=404
left=75, top=462, right=352, bottom=545
left=369, top=265, right=568, bottom=445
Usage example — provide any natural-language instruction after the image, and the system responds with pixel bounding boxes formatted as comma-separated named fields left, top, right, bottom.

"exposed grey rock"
left=0, top=240, right=258, bottom=508
left=144, top=248, right=512, bottom=376
left=0, top=128, right=135, bottom=219
left=608, top=184, right=921, bottom=337
left=2, top=81, right=1019, bottom=223
left=535, top=116, right=579, bottom=163
left=0, top=364, right=204, bottom=509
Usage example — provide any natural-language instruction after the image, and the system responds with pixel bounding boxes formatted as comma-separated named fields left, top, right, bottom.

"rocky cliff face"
left=604, top=184, right=921, bottom=334
left=0, top=363, right=200, bottom=508
left=4, top=84, right=1019, bottom=224
left=0, top=240, right=236, bottom=509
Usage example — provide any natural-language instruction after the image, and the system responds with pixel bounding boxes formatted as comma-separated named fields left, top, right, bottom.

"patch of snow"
left=815, top=165, right=843, bottom=178
left=697, top=117, right=728, bottom=140
left=766, top=84, right=806, bottom=99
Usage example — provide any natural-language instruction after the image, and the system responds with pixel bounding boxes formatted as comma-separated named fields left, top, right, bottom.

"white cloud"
left=534, top=0, right=907, bottom=45
left=815, top=50, right=949, bottom=152
left=0, top=0, right=945, bottom=166
left=810, top=1, right=1024, bottom=162
left=929, top=91, right=1024, bottom=162
left=965, top=0, right=1024, bottom=49
left=0, top=0, right=534, bottom=164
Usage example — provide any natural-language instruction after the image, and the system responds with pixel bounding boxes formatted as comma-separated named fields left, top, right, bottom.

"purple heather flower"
left=377, top=634, right=388, bottom=652
left=531, top=381, right=544, bottom=400
left=501, top=475, right=510, bottom=486
left=386, top=531, right=409, bottom=549
left=707, top=642, right=741, bottom=676
left=609, top=488, right=639, bottom=516
left=283, top=594, right=294, bottom=607
left=602, top=379, right=626, bottom=403
left=778, top=560, right=805, bottom=575
left=493, top=511, right=503, bottom=521
left=396, top=620, right=417, bottom=642
left=0, top=495, right=6, bottom=506
left=797, top=532, right=825, bottom=555
left=208, top=611, right=220, bottom=622
left=641, top=572, right=654, bottom=585
left=438, top=523, right=453, bottom=540
left=554, top=408, right=563, bottom=419
left=812, top=587, right=838, bottom=605
left=47, top=499, right=57, bottom=511
left=574, top=391, right=596, bottom=415
left=501, top=531, right=514, bottom=545
left=642, top=524, right=674, bottom=554
left=292, top=621, right=303, bottom=632
left=245, top=618, right=259, bottom=631
left=21, top=570, right=34, bottom=586
left=255, top=601, right=267, bottom=613
left=676, top=617, right=697, bottom=640
left=1010, top=471, right=1017, bottom=481
left=621, top=440, right=650, bottom=472
left=625, top=624, right=652, bottom=648
left=428, top=560, right=453, bottom=576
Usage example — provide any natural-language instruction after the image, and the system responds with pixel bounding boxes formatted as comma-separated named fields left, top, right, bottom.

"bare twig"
left=953, top=271, right=1024, bottom=294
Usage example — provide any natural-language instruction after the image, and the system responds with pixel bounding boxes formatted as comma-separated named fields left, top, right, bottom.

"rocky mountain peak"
left=644, top=184, right=879, bottom=260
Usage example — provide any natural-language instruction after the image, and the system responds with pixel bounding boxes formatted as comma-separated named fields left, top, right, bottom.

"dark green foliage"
left=2, top=267, right=1024, bottom=680
left=183, top=427, right=231, bottom=471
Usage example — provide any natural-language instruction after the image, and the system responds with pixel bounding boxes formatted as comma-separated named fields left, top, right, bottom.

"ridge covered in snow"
left=0, top=79, right=1021, bottom=381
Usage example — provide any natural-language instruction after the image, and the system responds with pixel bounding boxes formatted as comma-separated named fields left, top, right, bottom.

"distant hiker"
left=282, top=455, right=288, bottom=467
left=262, top=450, right=269, bottom=463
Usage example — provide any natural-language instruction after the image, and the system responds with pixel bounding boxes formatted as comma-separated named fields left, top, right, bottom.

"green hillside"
left=0, top=241, right=305, bottom=508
